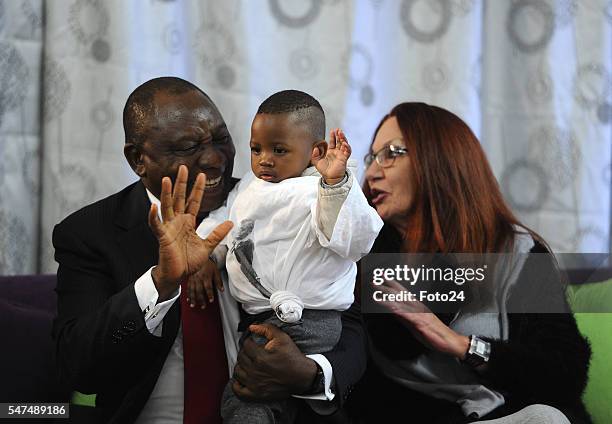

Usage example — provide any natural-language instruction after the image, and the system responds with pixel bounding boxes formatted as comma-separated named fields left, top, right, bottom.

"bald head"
left=123, top=76, right=210, bottom=145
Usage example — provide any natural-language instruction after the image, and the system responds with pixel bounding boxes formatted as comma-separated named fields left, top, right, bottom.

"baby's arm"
left=312, top=131, right=383, bottom=260
left=317, top=171, right=353, bottom=240
left=312, top=128, right=352, bottom=239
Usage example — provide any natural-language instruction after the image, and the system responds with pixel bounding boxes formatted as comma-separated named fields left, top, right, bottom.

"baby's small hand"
left=312, top=128, right=352, bottom=185
left=185, top=258, right=224, bottom=308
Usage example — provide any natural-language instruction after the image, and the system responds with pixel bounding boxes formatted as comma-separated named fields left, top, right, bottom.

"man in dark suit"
left=52, top=77, right=366, bottom=423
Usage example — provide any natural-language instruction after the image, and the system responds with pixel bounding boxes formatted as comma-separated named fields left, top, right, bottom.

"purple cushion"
left=0, top=275, right=69, bottom=402
left=0, top=275, right=57, bottom=312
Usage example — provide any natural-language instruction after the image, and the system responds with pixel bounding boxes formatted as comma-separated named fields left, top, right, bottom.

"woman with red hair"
left=351, top=103, right=591, bottom=423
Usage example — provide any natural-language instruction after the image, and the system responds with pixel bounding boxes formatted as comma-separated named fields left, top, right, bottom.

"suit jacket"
left=52, top=181, right=367, bottom=423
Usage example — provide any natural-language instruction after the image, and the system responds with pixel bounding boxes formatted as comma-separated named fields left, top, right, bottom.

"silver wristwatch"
left=462, top=335, right=491, bottom=367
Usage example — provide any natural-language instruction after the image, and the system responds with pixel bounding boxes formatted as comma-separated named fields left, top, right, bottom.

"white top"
left=206, top=168, right=383, bottom=321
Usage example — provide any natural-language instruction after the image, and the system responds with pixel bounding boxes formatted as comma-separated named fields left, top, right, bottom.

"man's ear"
left=124, top=142, right=146, bottom=177
left=310, top=140, right=328, bottom=165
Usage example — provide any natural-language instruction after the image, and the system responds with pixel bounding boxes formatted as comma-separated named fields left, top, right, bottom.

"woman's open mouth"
left=371, top=189, right=388, bottom=205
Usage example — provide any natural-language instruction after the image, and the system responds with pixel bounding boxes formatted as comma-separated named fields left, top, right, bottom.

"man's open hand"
left=148, top=165, right=233, bottom=301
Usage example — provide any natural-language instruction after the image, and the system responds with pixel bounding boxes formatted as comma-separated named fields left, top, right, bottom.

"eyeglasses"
left=364, top=144, right=408, bottom=168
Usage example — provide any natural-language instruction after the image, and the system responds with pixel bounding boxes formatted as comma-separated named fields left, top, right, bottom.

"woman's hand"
left=379, top=280, right=470, bottom=359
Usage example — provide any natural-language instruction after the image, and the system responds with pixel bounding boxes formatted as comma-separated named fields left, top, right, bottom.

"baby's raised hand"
left=311, top=128, right=351, bottom=185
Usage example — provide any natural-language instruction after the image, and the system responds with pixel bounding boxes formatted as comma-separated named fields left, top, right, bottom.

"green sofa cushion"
left=71, top=391, right=95, bottom=407
left=568, top=279, right=612, bottom=424
left=567, top=279, right=612, bottom=313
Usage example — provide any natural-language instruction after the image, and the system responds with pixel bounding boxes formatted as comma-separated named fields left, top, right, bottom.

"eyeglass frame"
left=364, top=143, right=408, bottom=168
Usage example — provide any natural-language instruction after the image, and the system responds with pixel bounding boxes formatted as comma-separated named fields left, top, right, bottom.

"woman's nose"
left=365, top=161, right=382, bottom=182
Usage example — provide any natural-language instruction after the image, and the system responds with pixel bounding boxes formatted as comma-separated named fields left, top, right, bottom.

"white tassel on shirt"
left=269, top=291, right=304, bottom=323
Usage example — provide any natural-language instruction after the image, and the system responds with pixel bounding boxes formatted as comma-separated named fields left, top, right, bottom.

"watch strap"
left=306, top=362, right=325, bottom=394
left=462, top=335, right=491, bottom=368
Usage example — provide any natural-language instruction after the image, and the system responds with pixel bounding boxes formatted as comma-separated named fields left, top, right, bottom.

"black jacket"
left=52, top=181, right=367, bottom=423
left=352, top=228, right=592, bottom=424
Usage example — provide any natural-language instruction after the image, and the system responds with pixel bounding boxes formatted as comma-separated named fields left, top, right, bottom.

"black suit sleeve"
left=52, top=222, right=167, bottom=395
left=322, top=301, right=367, bottom=408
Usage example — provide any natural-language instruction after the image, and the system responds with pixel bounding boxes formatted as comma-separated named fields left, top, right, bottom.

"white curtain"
left=0, top=0, right=610, bottom=275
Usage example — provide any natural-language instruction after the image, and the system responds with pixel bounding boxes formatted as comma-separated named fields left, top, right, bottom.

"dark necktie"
left=180, top=287, right=228, bottom=423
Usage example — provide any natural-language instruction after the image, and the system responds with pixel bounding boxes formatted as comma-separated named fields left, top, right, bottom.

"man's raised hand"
left=148, top=165, right=233, bottom=301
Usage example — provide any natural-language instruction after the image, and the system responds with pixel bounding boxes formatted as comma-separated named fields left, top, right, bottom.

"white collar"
left=145, top=188, right=163, bottom=222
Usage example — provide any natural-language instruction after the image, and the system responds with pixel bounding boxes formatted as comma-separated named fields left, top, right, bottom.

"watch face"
left=463, top=336, right=491, bottom=367
left=475, top=341, right=488, bottom=355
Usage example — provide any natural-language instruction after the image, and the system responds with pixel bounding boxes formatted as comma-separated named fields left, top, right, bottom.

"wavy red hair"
left=364, top=103, right=531, bottom=253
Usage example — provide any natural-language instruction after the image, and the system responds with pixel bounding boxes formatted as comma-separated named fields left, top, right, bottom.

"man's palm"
left=149, top=165, right=232, bottom=290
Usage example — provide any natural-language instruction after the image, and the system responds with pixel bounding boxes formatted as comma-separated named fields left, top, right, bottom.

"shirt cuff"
left=134, top=266, right=181, bottom=336
left=293, top=354, right=335, bottom=402
left=320, top=171, right=349, bottom=188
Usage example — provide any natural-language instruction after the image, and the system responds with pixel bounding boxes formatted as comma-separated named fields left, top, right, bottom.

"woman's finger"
left=378, top=284, right=424, bottom=315
left=382, top=278, right=405, bottom=292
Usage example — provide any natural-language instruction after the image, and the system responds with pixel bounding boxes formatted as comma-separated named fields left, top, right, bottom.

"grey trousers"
left=221, top=309, right=342, bottom=424
left=475, top=404, right=571, bottom=424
